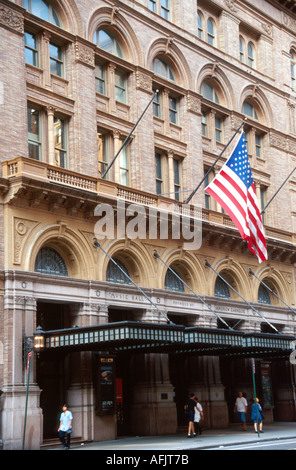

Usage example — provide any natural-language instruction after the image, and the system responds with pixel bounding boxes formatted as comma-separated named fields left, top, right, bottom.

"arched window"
left=153, top=56, right=175, bottom=81
left=93, top=29, right=123, bottom=58
left=207, top=18, right=215, bottom=46
left=291, top=49, right=296, bottom=90
left=35, top=246, right=68, bottom=276
left=197, top=11, right=203, bottom=39
left=214, top=276, right=230, bottom=298
left=243, top=100, right=258, bottom=120
left=239, top=36, right=245, bottom=63
left=106, top=258, right=131, bottom=284
left=258, top=284, right=271, bottom=304
left=201, top=81, right=219, bottom=104
left=247, top=42, right=255, bottom=68
left=23, top=0, right=61, bottom=27
left=165, top=269, right=185, bottom=292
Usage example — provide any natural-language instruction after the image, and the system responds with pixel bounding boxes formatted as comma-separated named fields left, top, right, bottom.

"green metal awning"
left=35, top=321, right=295, bottom=359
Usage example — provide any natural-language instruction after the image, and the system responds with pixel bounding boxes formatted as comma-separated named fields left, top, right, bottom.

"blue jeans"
left=59, top=430, right=71, bottom=448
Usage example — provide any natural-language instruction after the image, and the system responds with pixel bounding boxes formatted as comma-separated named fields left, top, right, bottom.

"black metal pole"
left=94, top=240, right=172, bottom=324
left=261, top=166, right=296, bottom=215
left=249, top=269, right=296, bottom=316
left=205, top=261, right=279, bottom=334
left=101, top=90, right=159, bottom=179
left=153, top=252, right=233, bottom=329
left=185, top=121, right=245, bottom=204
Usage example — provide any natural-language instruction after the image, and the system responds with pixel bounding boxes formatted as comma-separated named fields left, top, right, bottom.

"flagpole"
left=185, top=121, right=245, bottom=204
left=249, top=269, right=296, bottom=316
left=153, top=252, right=233, bottom=330
left=205, top=261, right=279, bottom=334
left=101, top=90, right=159, bottom=179
left=261, top=166, right=296, bottom=215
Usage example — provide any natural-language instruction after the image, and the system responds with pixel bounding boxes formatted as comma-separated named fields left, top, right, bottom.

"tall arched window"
left=35, top=246, right=68, bottom=276
left=23, top=0, right=62, bottom=27
left=258, top=284, right=271, bottom=304
left=106, top=258, right=131, bottom=284
left=214, top=277, right=230, bottom=298
left=93, top=29, right=123, bottom=58
left=165, top=269, right=185, bottom=292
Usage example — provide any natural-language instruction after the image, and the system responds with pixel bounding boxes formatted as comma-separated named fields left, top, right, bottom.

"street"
left=210, top=438, right=296, bottom=450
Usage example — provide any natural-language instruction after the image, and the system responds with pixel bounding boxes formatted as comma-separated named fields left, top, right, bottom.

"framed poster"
left=94, top=355, right=116, bottom=415
left=261, top=362, right=273, bottom=409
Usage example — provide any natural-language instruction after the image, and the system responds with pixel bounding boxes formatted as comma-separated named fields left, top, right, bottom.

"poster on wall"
left=261, top=362, right=273, bottom=409
left=95, top=355, right=115, bottom=415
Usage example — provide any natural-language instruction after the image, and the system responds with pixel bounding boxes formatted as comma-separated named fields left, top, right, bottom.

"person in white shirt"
left=58, top=404, right=73, bottom=449
left=234, top=392, right=248, bottom=431
left=194, top=397, right=203, bottom=436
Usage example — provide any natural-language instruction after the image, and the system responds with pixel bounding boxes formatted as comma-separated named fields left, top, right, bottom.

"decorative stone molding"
left=136, top=70, right=153, bottom=93
left=14, top=218, right=39, bottom=265
left=187, top=92, right=201, bottom=115
left=75, top=41, right=95, bottom=68
left=224, top=0, right=239, bottom=13
left=0, top=4, right=23, bottom=35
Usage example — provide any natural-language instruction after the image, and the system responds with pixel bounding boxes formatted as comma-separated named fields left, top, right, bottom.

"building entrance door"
left=36, top=301, right=71, bottom=439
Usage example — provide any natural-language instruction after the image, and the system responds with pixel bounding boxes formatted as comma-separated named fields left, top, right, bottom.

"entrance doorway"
left=36, top=301, right=71, bottom=439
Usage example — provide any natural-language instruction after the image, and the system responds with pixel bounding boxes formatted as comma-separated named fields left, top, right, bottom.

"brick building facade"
left=0, top=0, right=296, bottom=449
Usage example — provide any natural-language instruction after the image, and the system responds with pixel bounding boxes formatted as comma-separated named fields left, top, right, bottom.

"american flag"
left=205, top=132, right=268, bottom=263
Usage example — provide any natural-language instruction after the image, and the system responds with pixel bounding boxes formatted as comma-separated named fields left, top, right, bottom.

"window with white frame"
left=201, top=79, right=226, bottom=145
left=97, top=129, right=110, bottom=178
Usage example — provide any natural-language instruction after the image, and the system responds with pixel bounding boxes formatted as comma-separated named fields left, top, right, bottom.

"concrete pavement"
left=49, top=422, right=296, bottom=451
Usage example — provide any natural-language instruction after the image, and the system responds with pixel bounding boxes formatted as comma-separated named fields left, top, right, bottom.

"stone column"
left=130, top=353, right=177, bottom=435
left=1, top=295, right=43, bottom=450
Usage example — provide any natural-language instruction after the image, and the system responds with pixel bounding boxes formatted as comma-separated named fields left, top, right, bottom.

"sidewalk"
left=62, top=422, right=296, bottom=451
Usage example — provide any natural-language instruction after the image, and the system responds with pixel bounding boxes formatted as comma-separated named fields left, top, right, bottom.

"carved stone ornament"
left=14, top=218, right=39, bottom=265
left=224, top=0, right=238, bottom=13
left=136, top=71, right=152, bottom=92
left=0, top=5, right=24, bottom=34
left=75, top=42, right=95, bottom=68
left=187, top=93, right=201, bottom=115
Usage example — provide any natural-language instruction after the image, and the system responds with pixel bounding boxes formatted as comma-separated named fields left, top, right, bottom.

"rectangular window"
left=115, top=71, right=126, bottom=103
left=204, top=169, right=210, bottom=209
left=28, top=107, right=41, bottom=160
left=49, top=43, right=64, bottom=77
left=215, top=117, right=222, bottom=142
left=119, top=144, right=129, bottom=185
left=95, top=64, right=105, bottom=94
left=161, top=0, right=170, bottom=20
left=169, top=96, right=177, bottom=124
left=153, top=90, right=161, bottom=118
left=149, top=0, right=156, bottom=12
left=202, top=111, right=207, bottom=137
left=155, top=153, right=163, bottom=195
left=25, top=31, right=38, bottom=66
left=97, top=131, right=109, bottom=178
left=255, top=134, right=262, bottom=157
left=54, top=117, right=67, bottom=168
left=174, top=159, right=181, bottom=201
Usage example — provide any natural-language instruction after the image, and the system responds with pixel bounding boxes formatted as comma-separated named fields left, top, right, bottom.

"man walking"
left=234, top=392, right=248, bottom=431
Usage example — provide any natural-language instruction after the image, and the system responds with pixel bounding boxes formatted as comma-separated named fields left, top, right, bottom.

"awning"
left=35, top=321, right=295, bottom=359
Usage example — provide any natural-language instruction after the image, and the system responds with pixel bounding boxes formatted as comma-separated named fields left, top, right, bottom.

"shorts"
left=188, top=411, right=195, bottom=422
left=237, top=411, right=246, bottom=423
